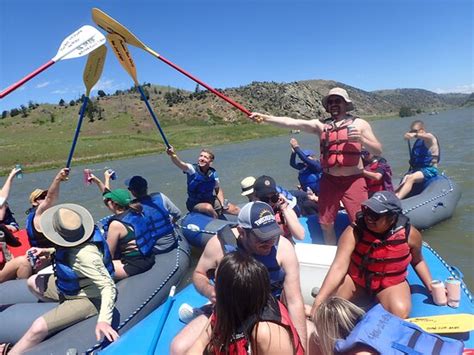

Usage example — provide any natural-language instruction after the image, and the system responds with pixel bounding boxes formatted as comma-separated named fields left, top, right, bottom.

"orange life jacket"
left=365, top=160, right=384, bottom=193
left=320, top=117, right=362, bottom=169
left=348, top=213, right=412, bottom=293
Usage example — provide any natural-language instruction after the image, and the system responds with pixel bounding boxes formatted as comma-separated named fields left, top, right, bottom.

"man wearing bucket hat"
left=171, top=201, right=307, bottom=354
left=310, top=191, right=432, bottom=321
left=251, top=87, right=382, bottom=245
left=8, top=203, right=118, bottom=354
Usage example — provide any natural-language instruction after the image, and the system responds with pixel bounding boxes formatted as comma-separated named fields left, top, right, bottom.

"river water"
left=4, top=108, right=473, bottom=288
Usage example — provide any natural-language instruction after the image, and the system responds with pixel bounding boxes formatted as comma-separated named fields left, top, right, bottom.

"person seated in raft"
left=362, top=150, right=394, bottom=197
left=308, top=297, right=463, bottom=355
left=253, top=175, right=305, bottom=241
left=396, top=120, right=440, bottom=199
left=188, top=251, right=304, bottom=355
left=289, top=138, right=322, bottom=216
left=0, top=167, right=21, bottom=234
left=309, top=191, right=433, bottom=321
left=166, top=146, right=239, bottom=218
left=0, top=168, right=69, bottom=283
left=170, top=202, right=307, bottom=354
left=1, top=204, right=118, bottom=354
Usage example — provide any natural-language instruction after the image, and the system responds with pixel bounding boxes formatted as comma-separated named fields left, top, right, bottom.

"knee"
left=27, top=317, right=48, bottom=341
left=386, top=301, right=411, bottom=319
left=27, top=274, right=39, bottom=293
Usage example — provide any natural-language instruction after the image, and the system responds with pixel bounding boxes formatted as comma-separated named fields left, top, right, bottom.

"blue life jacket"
left=410, top=138, right=440, bottom=169
left=26, top=207, right=55, bottom=248
left=217, top=225, right=286, bottom=298
left=53, top=227, right=114, bottom=296
left=186, top=164, right=217, bottom=203
left=335, top=304, right=464, bottom=355
left=298, top=168, right=321, bottom=194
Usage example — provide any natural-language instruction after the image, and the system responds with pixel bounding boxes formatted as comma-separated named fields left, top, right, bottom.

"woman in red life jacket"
left=189, top=251, right=304, bottom=355
left=310, top=191, right=433, bottom=321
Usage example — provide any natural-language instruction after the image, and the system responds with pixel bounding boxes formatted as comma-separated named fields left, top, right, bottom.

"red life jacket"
left=365, top=160, right=384, bottom=193
left=348, top=213, right=412, bottom=293
left=320, top=117, right=362, bottom=169
left=209, top=297, right=304, bottom=355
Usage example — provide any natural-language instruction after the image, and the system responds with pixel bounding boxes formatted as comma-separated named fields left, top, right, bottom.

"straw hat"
left=322, top=87, right=354, bottom=112
left=40, top=204, right=94, bottom=247
left=240, top=176, right=256, bottom=196
left=29, top=189, right=47, bottom=205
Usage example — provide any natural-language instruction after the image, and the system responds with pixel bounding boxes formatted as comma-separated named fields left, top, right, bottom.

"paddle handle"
left=66, top=97, right=89, bottom=168
left=157, top=55, right=252, bottom=117
left=148, top=286, right=176, bottom=355
left=0, top=60, right=55, bottom=99
left=137, top=86, right=171, bottom=148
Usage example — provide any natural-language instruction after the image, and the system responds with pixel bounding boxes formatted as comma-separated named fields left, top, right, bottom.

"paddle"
left=107, top=33, right=171, bottom=148
left=65, top=45, right=107, bottom=169
left=148, top=285, right=176, bottom=355
left=92, top=8, right=252, bottom=117
left=0, top=25, right=106, bottom=99
left=406, top=313, right=474, bottom=334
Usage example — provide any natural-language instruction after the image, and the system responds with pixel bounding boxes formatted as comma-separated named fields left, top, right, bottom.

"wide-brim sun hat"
left=322, top=87, right=354, bottom=112
left=40, top=203, right=95, bottom=247
left=241, top=176, right=256, bottom=196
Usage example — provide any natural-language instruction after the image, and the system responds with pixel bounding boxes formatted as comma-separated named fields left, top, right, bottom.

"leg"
left=335, top=274, right=370, bottom=308
left=9, top=317, right=49, bottom=354
left=27, top=274, right=59, bottom=302
left=395, top=171, right=424, bottom=199
left=0, top=256, right=32, bottom=283
left=170, top=314, right=209, bottom=355
left=341, top=176, right=368, bottom=223
left=112, top=260, right=130, bottom=280
left=318, top=175, right=344, bottom=245
left=320, top=223, right=337, bottom=245
left=193, top=202, right=218, bottom=218
left=376, top=281, right=411, bottom=318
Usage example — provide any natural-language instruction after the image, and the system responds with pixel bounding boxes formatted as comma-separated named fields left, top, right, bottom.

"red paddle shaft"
left=0, top=60, right=55, bottom=99
left=158, top=55, right=251, bottom=117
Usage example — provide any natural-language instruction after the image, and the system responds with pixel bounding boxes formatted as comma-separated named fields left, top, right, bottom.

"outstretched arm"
left=0, top=167, right=21, bottom=206
left=36, top=168, right=69, bottom=217
left=250, top=112, right=324, bottom=134
left=166, top=146, right=191, bottom=172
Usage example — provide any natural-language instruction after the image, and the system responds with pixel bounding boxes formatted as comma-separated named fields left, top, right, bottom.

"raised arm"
left=250, top=112, right=324, bottom=134
left=36, top=168, right=69, bottom=216
left=166, top=145, right=191, bottom=172
left=0, top=167, right=21, bottom=205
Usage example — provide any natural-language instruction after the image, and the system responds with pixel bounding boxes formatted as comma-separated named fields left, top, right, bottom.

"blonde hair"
left=314, top=297, right=365, bottom=355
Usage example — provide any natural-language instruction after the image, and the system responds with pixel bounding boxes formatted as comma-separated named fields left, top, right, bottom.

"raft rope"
left=402, top=173, right=455, bottom=216
left=422, top=241, right=473, bottom=303
left=85, top=242, right=189, bottom=354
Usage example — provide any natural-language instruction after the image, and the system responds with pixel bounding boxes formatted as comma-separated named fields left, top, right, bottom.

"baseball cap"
left=124, top=175, right=148, bottom=191
left=362, top=191, right=402, bottom=214
left=253, top=175, right=277, bottom=198
left=103, top=189, right=131, bottom=207
left=238, top=201, right=281, bottom=241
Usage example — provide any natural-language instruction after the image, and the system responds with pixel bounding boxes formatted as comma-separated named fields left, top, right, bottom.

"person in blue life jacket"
left=289, top=138, right=323, bottom=216
left=396, top=120, right=440, bottom=199
left=362, top=150, right=394, bottom=197
left=0, top=168, right=69, bottom=284
left=166, top=146, right=240, bottom=218
left=309, top=297, right=463, bottom=355
left=170, top=201, right=307, bottom=354
left=2, top=204, right=118, bottom=354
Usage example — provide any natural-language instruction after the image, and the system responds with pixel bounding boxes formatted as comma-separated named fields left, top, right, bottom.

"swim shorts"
left=122, top=254, right=155, bottom=277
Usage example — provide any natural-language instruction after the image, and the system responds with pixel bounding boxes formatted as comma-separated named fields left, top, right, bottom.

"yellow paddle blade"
left=107, top=33, right=139, bottom=85
left=407, top=313, right=474, bottom=334
left=83, top=45, right=107, bottom=97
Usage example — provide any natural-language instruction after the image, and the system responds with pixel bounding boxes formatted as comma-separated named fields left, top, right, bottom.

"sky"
left=0, top=0, right=472, bottom=111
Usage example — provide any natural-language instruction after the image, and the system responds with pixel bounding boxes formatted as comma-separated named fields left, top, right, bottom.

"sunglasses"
left=409, top=129, right=419, bottom=133
left=34, top=192, right=48, bottom=202
left=362, top=206, right=390, bottom=221
left=327, top=98, right=342, bottom=105
left=260, top=193, right=279, bottom=204
left=247, top=229, right=278, bottom=245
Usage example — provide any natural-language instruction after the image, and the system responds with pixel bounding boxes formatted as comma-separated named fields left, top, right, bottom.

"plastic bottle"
left=15, top=164, right=23, bottom=179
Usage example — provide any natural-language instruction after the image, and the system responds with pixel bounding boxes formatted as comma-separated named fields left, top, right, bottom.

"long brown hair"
left=210, top=252, right=270, bottom=353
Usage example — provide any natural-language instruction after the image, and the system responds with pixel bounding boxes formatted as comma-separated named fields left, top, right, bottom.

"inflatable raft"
left=0, top=236, right=191, bottom=354
left=102, top=239, right=473, bottom=354
left=401, top=174, right=462, bottom=230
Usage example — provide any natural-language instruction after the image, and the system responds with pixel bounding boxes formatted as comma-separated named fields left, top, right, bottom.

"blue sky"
left=0, top=0, right=472, bottom=111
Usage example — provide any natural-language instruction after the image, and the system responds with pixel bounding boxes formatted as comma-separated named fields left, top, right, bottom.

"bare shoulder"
left=252, top=321, right=293, bottom=354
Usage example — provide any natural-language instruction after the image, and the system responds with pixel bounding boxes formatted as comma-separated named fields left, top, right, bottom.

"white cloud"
left=90, top=78, right=125, bottom=93
left=433, top=84, right=474, bottom=94
left=36, top=81, right=50, bottom=88
left=52, top=89, right=69, bottom=94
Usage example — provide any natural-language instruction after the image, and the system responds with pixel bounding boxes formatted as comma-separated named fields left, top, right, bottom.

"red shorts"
left=318, top=173, right=368, bottom=225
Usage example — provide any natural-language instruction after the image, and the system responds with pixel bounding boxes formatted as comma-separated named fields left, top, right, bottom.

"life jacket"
left=335, top=304, right=464, bottom=355
left=298, top=168, right=321, bottom=194
left=0, top=206, right=19, bottom=230
left=364, top=158, right=394, bottom=194
left=26, top=207, right=55, bottom=248
left=186, top=163, right=217, bottom=203
left=348, top=213, right=412, bottom=293
left=320, top=117, right=362, bottom=169
left=409, top=137, right=440, bottom=169
left=209, top=296, right=304, bottom=355
left=217, top=225, right=285, bottom=298
left=138, top=193, right=177, bottom=252
left=53, top=226, right=114, bottom=296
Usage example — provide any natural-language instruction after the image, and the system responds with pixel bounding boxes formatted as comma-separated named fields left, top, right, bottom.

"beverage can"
left=83, top=169, right=92, bottom=185
left=107, top=169, right=117, bottom=180
left=445, top=277, right=461, bottom=308
left=27, top=251, right=38, bottom=269
left=15, top=164, right=23, bottom=179
left=431, top=280, right=447, bottom=306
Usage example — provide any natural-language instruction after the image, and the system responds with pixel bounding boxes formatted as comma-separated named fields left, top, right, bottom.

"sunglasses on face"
left=34, top=192, right=48, bottom=202
left=260, top=193, right=279, bottom=204
left=327, top=98, right=342, bottom=105
left=409, top=129, right=419, bottom=133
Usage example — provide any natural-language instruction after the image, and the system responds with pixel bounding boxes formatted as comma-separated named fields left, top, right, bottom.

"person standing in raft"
left=166, top=146, right=239, bottom=218
left=396, top=120, right=440, bottom=199
left=251, top=87, right=382, bottom=245
left=309, top=191, right=433, bottom=321
left=1, top=204, right=118, bottom=354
